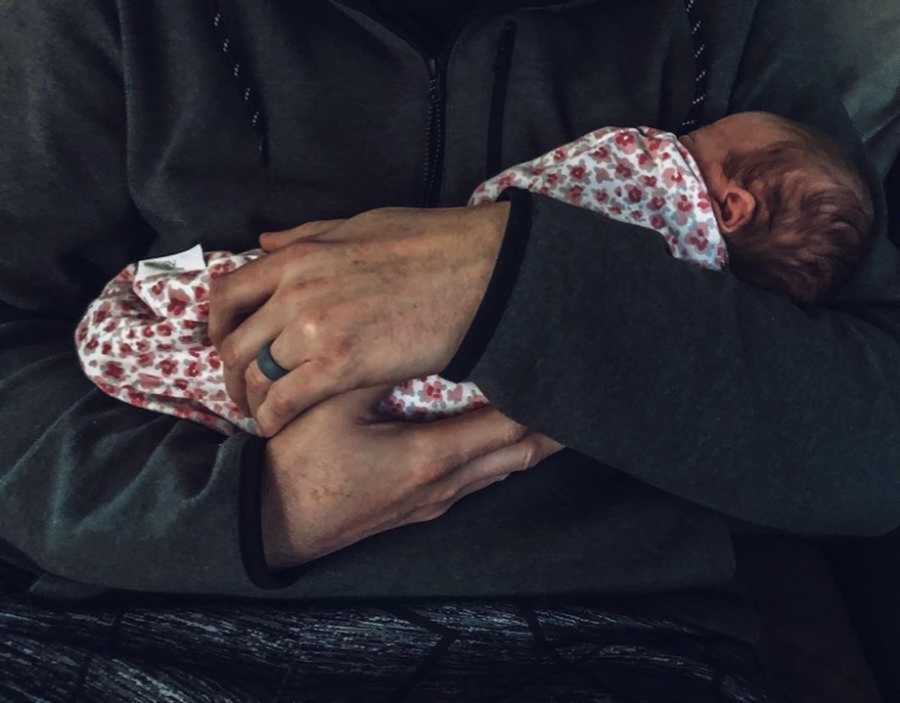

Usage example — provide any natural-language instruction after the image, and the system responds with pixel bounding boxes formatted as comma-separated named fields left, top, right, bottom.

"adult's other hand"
left=207, top=202, right=511, bottom=437
left=259, top=384, right=565, bottom=570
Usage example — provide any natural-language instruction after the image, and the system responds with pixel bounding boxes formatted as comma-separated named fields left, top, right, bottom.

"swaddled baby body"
left=75, top=111, right=873, bottom=436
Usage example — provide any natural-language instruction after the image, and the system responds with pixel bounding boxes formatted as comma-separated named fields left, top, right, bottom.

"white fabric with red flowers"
left=74, top=126, right=727, bottom=436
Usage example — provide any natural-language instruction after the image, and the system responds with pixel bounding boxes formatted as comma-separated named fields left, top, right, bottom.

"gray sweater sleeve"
left=0, top=0, right=271, bottom=594
left=444, top=1, right=900, bottom=537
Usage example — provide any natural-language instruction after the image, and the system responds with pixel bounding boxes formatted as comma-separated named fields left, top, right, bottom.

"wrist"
left=440, top=195, right=527, bottom=383
left=260, top=443, right=306, bottom=570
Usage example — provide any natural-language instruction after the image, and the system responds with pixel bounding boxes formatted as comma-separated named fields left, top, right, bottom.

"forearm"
left=447, top=188, right=900, bottom=536
left=441, top=1, right=900, bottom=537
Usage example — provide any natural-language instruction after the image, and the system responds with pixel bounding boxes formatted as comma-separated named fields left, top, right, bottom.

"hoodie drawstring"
left=209, top=0, right=269, bottom=167
left=208, top=2, right=705, bottom=167
left=680, top=0, right=709, bottom=131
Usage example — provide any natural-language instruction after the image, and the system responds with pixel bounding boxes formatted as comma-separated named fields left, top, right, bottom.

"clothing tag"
left=135, top=243, right=207, bottom=281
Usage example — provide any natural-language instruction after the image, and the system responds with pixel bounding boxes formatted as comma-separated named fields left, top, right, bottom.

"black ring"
left=256, top=341, right=289, bottom=381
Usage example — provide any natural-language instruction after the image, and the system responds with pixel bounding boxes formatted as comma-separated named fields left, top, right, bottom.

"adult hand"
left=260, top=383, right=565, bottom=569
left=207, top=202, right=511, bottom=437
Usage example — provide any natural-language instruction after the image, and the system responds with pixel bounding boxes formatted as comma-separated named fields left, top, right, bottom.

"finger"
left=451, top=472, right=512, bottom=502
left=259, top=220, right=347, bottom=250
left=207, top=252, right=281, bottom=350
left=243, top=360, right=269, bottom=420
left=254, top=356, right=358, bottom=437
left=218, top=299, right=288, bottom=417
left=405, top=473, right=511, bottom=526
left=405, top=405, right=531, bottom=481
left=533, top=433, right=565, bottom=454
left=244, top=326, right=303, bottom=422
left=426, top=431, right=551, bottom=504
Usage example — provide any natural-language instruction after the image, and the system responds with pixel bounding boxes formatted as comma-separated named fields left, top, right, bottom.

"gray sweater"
left=0, top=0, right=896, bottom=634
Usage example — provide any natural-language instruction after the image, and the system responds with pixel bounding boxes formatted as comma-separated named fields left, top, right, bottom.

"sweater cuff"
left=238, top=433, right=307, bottom=589
left=440, top=187, right=534, bottom=383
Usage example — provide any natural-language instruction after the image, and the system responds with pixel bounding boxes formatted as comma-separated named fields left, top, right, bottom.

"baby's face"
left=677, top=111, right=795, bottom=234
left=678, top=112, right=787, bottom=194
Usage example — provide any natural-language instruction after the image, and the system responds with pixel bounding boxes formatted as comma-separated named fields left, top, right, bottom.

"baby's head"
left=679, top=111, right=874, bottom=303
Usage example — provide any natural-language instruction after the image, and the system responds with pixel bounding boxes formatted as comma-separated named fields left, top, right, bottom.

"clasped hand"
left=208, top=202, right=511, bottom=437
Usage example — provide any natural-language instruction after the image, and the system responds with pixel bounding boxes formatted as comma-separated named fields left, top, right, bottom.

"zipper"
left=330, top=2, right=510, bottom=206
left=423, top=56, right=444, bottom=206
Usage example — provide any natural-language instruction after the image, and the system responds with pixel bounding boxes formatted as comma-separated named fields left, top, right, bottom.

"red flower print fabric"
left=75, top=126, right=726, bottom=436
left=469, top=126, right=727, bottom=268
left=75, top=245, right=266, bottom=436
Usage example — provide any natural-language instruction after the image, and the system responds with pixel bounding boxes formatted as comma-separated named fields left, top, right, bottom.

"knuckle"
left=414, top=506, right=446, bottom=524
left=507, top=422, right=530, bottom=445
left=245, top=363, right=268, bottom=391
left=265, top=385, right=296, bottom=419
left=219, top=339, right=241, bottom=368
left=297, top=310, right=325, bottom=341
left=295, top=220, right=322, bottom=233
left=207, top=275, right=223, bottom=298
left=407, top=512, right=430, bottom=525
left=430, top=506, right=449, bottom=521
left=274, top=253, right=305, bottom=287
left=432, top=483, right=457, bottom=505
left=417, top=450, right=451, bottom=482
left=533, top=435, right=560, bottom=461
left=411, top=459, right=441, bottom=483
left=518, top=444, right=537, bottom=472
left=403, top=432, right=452, bottom=482
left=260, top=414, right=282, bottom=439
left=207, top=277, right=230, bottom=308
left=255, top=415, right=276, bottom=438
left=355, top=208, right=380, bottom=223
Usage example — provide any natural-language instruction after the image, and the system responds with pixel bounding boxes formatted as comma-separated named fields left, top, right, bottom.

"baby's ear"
left=718, top=185, right=756, bottom=233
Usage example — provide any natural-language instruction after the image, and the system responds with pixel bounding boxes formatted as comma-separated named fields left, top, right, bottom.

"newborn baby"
left=75, top=111, right=874, bottom=436
left=677, top=111, right=873, bottom=303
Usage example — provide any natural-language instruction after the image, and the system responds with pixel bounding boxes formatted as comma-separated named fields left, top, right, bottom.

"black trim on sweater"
left=485, top=20, right=518, bottom=180
left=238, top=0, right=713, bottom=587
left=440, top=187, right=533, bottom=383
left=238, top=434, right=306, bottom=589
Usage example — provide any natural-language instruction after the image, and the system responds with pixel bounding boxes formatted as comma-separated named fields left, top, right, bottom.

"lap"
left=0, top=561, right=776, bottom=702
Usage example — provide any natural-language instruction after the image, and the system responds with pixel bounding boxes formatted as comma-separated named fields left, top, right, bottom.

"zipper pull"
left=427, top=57, right=437, bottom=78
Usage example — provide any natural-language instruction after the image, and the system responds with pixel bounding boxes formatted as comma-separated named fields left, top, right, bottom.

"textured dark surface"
left=825, top=154, right=900, bottom=703
left=0, top=562, right=777, bottom=702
